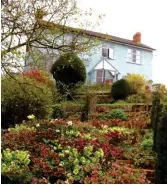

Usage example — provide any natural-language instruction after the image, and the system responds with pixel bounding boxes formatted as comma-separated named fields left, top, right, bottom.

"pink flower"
left=32, top=177, right=38, bottom=184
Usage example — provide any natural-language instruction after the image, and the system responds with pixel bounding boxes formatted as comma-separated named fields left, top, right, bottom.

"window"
left=102, top=43, right=114, bottom=59
left=96, top=69, right=115, bottom=83
left=127, top=48, right=141, bottom=64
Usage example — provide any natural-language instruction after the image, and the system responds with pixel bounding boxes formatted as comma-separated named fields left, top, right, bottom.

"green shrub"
left=100, top=109, right=128, bottom=121
left=51, top=53, right=86, bottom=95
left=51, top=105, right=67, bottom=119
left=124, top=73, right=146, bottom=94
left=1, top=75, right=53, bottom=128
left=126, top=94, right=145, bottom=103
left=109, top=109, right=128, bottom=120
left=111, top=79, right=130, bottom=100
left=141, top=131, right=153, bottom=149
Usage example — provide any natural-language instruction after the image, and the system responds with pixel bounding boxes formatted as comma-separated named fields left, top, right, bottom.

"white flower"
left=59, top=153, right=65, bottom=157
left=56, top=129, right=60, bottom=133
left=36, top=123, right=40, bottom=127
left=59, top=162, right=64, bottom=166
left=67, top=121, right=73, bottom=126
left=64, top=150, right=70, bottom=154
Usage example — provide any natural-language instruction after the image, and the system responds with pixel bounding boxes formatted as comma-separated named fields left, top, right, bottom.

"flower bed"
left=1, top=119, right=153, bottom=184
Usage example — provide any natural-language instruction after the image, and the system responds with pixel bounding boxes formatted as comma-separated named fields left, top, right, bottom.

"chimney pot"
left=133, top=32, right=141, bottom=43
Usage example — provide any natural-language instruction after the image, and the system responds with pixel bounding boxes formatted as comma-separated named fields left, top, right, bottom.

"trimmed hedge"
left=111, top=79, right=130, bottom=100
left=51, top=53, right=86, bottom=95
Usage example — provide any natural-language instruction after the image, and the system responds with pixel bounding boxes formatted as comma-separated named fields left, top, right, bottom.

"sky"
left=76, top=0, right=167, bottom=86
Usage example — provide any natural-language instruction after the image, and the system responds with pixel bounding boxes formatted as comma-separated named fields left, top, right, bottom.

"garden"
left=1, top=53, right=167, bottom=184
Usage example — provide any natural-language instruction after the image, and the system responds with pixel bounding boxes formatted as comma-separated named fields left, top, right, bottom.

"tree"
left=1, top=0, right=104, bottom=74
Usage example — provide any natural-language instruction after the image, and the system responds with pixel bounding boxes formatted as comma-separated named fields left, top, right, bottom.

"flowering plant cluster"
left=1, top=118, right=151, bottom=184
left=1, top=148, right=32, bottom=183
left=84, top=161, right=150, bottom=184
left=22, top=69, right=46, bottom=83
left=50, top=143, right=104, bottom=183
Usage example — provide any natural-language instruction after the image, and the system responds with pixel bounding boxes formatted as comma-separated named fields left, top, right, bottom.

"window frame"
left=102, top=43, right=114, bottom=59
left=127, top=48, right=141, bottom=65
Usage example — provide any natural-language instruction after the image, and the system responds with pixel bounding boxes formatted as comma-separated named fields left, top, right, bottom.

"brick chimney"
left=133, top=32, right=141, bottom=43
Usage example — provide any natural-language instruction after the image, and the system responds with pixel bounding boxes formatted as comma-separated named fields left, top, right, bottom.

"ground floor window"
left=96, top=69, right=116, bottom=84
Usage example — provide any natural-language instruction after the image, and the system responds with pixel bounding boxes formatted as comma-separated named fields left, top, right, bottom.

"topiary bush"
left=1, top=75, right=53, bottom=129
left=111, top=79, right=130, bottom=100
left=51, top=53, right=86, bottom=96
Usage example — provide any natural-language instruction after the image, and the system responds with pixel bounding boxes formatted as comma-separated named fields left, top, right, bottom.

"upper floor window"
left=127, top=48, right=141, bottom=64
left=102, top=43, right=114, bottom=59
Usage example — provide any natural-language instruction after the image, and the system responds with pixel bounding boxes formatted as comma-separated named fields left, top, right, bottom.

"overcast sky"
left=77, top=0, right=167, bottom=86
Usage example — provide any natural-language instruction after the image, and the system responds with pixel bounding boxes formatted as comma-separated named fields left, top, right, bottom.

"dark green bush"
left=51, top=53, right=86, bottom=95
left=99, top=109, right=127, bottom=121
left=111, top=79, right=130, bottom=100
left=155, top=106, right=167, bottom=184
left=1, top=76, right=53, bottom=129
left=51, top=105, right=67, bottom=119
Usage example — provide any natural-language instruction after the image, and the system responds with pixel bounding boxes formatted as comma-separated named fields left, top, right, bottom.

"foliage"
left=2, top=117, right=152, bottom=184
left=151, top=92, right=162, bottom=151
left=141, top=131, right=153, bottom=149
left=99, top=109, right=128, bottom=121
left=76, top=82, right=111, bottom=93
left=124, top=145, right=156, bottom=168
left=1, top=148, right=32, bottom=183
left=51, top=53, right=86, bottom=95
left=126, top=94, right=145, bottom=103
left=8, top=124, right=36, bottom=133
left=155, top=105, right=167, bottom=184
left=111, top=79, right=130, bottom=100
left=1, top=75, right=53, bottom=128
left=49, top=143, right=104, bottom=182
left=2, top=0, right=103, bottom=74
left=109, top=109, right=128, bottom=120
left=84, top=161, right=150, bottom=184
left=23, top=68, right=56, bottom=89
left=124, top=73, right=146, bottom=94
left=51, top=105, right=67, bottom=119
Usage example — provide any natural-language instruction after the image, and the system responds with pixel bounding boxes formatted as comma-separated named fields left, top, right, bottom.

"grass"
left=53, top=101, right=152, bottom=108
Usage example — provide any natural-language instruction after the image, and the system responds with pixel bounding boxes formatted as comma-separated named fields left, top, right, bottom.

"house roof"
left=78, top=29, right=155, bottom=51
left=37, top=19, right=155, bottom=51
left=91, top=58, right=120, bottom=74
